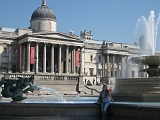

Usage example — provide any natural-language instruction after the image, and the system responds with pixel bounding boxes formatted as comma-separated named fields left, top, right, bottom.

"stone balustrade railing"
left=3, top=73, right=78, bottom=81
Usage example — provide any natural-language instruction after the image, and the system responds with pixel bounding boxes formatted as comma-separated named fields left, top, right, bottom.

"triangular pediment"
left=32, top=32, right=80, bottom=41
left=17, top=31, right=84, bottom=47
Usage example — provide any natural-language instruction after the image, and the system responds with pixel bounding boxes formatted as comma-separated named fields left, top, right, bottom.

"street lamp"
left=78, top=60, right=82, bottom=75
left=78, top=60, right=81, bottom=92
left=34, top=57, right=37, bottom=74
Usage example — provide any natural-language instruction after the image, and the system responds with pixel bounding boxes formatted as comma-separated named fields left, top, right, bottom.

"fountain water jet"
left=134, top=10, right=160, bottom=55
left=40, top=87, right=65, bottom=102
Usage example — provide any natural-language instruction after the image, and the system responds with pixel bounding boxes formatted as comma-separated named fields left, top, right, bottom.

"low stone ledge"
left=108, top=103, right=160, bottom=120
left=0, top=103, right=101, bottom=119
left=0, top=102, right=160, bottom=120
left=112, top=93, right=160, bottom=102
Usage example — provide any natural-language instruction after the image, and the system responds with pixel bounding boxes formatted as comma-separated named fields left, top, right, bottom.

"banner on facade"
left=30, top=47, right=35, bottom=64
left=76, top=51, right=80, bottom=67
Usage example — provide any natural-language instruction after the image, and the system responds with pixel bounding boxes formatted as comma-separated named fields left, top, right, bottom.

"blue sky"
left=0, top=0, right=160, bottom=49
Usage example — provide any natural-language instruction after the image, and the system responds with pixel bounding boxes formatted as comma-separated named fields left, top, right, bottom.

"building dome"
left=139, top=34, right=146, bottom=49
left=31, top=5, right=56, bottom=21
left=30, top=0, right=57, bottom=32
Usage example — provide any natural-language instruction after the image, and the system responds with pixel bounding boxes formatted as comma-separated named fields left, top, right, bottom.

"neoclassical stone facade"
left=0, top=0, right=160, bottom=82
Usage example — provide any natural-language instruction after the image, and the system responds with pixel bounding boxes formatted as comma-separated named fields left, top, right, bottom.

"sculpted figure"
left=0, top=75, right=40, bottom=101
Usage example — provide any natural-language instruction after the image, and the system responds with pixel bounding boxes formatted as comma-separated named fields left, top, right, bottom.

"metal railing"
left=84, top=85, right=100, bottom=95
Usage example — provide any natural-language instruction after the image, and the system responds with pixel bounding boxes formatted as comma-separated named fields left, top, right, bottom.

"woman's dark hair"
left=103, top=85, right=109, bottom=97
left=103, top=85, right=107, bottom=88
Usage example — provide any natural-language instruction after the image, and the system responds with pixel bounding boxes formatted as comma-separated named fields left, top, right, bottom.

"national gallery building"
left=0, top=0, right=159, bottom=83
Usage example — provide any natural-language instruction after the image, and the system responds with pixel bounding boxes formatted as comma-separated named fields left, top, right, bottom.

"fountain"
left=113, top=11, right=160, bottom=102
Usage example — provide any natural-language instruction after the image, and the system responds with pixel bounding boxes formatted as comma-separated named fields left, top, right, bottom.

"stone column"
left=112, top=54, right=115, bottom=77
left=19, top=44, right=22, bottom=72
left=58, top=44, right=61, bottom=74
left=121, top=55, right=125, bottom=78
left=102, top=55, right=105, bottom=77
left=8, top=45, right=12, bottom=73
left=43, top=43, right=46, bottom=73
left=51, top=44, right=54, bottom=73
left=80, top=47, right=83, bottom=75
left=73, top=46, right=76, bottom=74
left=27, top=42, right=30, bottom=72
left=107, top=54, right=110, bottom=77
left=117, top=55, right=120, bottom=78
left=36, top=42, right=39, bottom=73
left=22, top=44, right=25, bottom=73
left=125, top=56, right=129, bottom=77
left=65, top=45, right=69, bottom=74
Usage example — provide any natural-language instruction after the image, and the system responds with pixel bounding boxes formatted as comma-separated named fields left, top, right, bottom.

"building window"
left=89, top=69, right=93, bottom=76
left=48, top=22, right=51, bottom=30
left=98, top=69, right=101, bottom=76
left=98, top=55, right=101, bottom=63
left=90, top=55, right=93, bottom=61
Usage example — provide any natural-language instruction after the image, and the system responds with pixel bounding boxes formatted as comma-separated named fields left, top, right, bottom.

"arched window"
left=48, top=22, right=51, bottom=30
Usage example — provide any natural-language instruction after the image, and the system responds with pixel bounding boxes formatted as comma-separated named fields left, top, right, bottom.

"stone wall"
left=0, top=103, right=160, bottom=120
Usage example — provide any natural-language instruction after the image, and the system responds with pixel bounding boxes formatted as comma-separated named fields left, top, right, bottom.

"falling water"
left=28, top=84, right=47, bottom=103
left=134, top=10, right=160, bottom=55
left=24, top=86, right=65, bottom=103
left=41, top=87, right=65, bottom=102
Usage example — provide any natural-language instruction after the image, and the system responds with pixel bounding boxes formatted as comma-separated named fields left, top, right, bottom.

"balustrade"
left=3, top=73, right=78, bottom=82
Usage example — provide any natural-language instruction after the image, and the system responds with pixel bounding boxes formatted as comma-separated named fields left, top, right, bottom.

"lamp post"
left=78, top=60, right=82, bottom=75
left=34, top=57, right=37, bottom=74
left=78, top=60, right=81, bottom=92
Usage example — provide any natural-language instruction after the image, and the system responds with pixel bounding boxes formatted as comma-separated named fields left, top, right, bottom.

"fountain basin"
left=131, top=56, right=160, bottom=66
left=131, top=56, right=160, bottom=77
left=0, top=102, right=101, bottom=120
left=0, top=102, right=160, bottom=120
left=113, top=78, right=160, bottom=102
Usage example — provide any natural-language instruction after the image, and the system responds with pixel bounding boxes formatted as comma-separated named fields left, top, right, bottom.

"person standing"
left=98, top=84, right=114, bottom=120
left=109, top=87, right=113, bottom=92
left=93, top=78, right=95, bottom=85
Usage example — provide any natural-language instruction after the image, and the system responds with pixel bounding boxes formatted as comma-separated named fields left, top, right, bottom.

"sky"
left=0, top=0, right=160, bottom=49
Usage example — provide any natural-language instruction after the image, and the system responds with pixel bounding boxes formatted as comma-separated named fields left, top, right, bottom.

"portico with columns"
left=17, top=33, right=84, bottom=75
left=102, top=43, right=130, bottom=78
